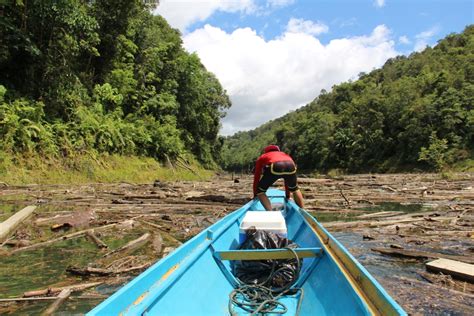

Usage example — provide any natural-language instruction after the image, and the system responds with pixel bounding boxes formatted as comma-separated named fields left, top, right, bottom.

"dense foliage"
left=222, top=26, right=473, bottom=172
left=0, top=0, right=230, bottom=166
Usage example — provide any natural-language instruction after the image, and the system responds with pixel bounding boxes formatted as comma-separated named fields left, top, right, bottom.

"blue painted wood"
left=87, top=189, right=407, bottom=316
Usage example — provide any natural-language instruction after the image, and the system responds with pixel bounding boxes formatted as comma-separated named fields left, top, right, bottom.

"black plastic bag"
left=233, top=227, right=302, bottom=292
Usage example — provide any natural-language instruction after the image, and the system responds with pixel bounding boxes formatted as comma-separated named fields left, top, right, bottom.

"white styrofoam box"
left=239, top=211, right=287, bottom=244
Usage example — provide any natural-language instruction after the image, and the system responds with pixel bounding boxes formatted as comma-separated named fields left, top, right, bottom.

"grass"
left=436, top=158, right=474, bottom=180
left=326, top=168, right=345, bottom=178
left=0, top=153, right=214, bottom=185
left=450, top=158, right=474, bottom=172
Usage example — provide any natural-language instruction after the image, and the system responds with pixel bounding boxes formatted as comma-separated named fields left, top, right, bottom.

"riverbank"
left=0, top=173, right=472, bottom=314
left=0, top=153, right=214, bottom=185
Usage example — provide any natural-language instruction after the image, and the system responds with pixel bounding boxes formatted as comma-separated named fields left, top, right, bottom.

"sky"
left=155, top=0, right=474, bottom=135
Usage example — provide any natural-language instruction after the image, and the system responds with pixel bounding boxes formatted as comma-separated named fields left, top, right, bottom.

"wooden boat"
left=88, top=189, right=406, bottom=315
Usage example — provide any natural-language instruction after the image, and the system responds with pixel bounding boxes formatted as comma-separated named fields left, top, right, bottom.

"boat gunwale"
left=88, top=190, right=407, bottom=316
left=87, top=199, right=256, bottom=315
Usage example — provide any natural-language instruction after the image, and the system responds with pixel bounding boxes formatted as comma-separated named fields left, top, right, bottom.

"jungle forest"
left=222, top=25, right=473, bottom=173
left=1, top=0, right=230, bottom=175
left=0, top=1, right=472, bottom=179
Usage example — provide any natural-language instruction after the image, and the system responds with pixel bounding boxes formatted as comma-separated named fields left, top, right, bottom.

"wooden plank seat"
left=214, top=247, right=323, bottom=261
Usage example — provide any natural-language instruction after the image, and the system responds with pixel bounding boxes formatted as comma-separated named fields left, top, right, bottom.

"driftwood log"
left=86, top=230, right=108, bottom=249
left=67, top=262, right=151, bottom=276
left=0, top=206, right=37, bottom=241
left=41, top=288, right=71, bottom=316
left=152, top=233, right=163, bottom=254
left=23, top=281, right=102, bottom=298
left=12, top=220, right=135, bottom=254
left=103, top=233, right=150, bottom=257
left=372, top=247, right=474, bottom=264
left=0, top=297, right=58, bottom=302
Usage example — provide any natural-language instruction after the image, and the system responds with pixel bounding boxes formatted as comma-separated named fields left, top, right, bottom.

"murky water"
left=0, top=203, right=152, bottom=315
left=334, top=231, right=473, bottom=315
left=333, top=231, right=425, bottom=279
left=0, top=238, right=115, bottom=314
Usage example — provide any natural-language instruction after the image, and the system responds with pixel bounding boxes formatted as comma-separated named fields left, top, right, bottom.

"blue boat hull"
left=88, top=189, right=406, bottom=315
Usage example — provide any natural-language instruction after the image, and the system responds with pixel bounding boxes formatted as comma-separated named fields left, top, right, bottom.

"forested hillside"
left=0, top=0, right=230, bottom=169
left=222, top=25, right=473, bottom=173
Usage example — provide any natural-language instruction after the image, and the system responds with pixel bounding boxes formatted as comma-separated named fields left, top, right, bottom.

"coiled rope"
left=228, top=247, right=304, bottom=315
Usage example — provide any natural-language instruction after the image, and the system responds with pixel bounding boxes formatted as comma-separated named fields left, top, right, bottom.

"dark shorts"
left=256, top=161, right=299, bottom=194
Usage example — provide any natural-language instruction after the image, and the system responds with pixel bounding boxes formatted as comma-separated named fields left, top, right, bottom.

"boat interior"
left=88, top=189, right=395, bottom=315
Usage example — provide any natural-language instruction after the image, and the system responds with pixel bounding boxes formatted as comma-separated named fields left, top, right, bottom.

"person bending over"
left=253, top=145, right=304, bottom=211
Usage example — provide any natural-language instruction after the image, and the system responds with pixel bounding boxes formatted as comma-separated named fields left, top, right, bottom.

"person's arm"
left=253, top=158, right=263, bottom=197
left=285, top=158, right=295, bottom=198
left=285, top=183, right=290, bottom=199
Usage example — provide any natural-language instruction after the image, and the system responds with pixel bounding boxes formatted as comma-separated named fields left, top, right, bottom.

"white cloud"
left=414, top=26, right=439, bottom=51
left=416, top=28, right=438, bottom=39
left=154, top=0, right=257, bottom=32
left=374, top=0, right=385, bottom=8
left=267, top=0, right=296, bottom=8
left=184, top=24, right=398, bottom=135
left=399, top=35, right=410, bottom=45
left=155, top=0, right=296, bottom=32
left=286, top=18, right=329, bottom=36
left=336, top=17, right=357, bottom=28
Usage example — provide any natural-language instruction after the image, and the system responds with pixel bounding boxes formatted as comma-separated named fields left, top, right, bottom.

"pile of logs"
left=0, top=172, right=472, bottom=314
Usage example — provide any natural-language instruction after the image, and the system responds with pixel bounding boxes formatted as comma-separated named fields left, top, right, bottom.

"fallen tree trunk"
left=0, top=297, right=58, bottom=302
left=86, top=230, right=108, bottom=249
left=66, top=262, right=151, bottom=276
left=186, top=194, right=249, bottom=205
left=324, top=215, right=455, bottom=229
left=105, top=256, right=136, bottom=270
left=0, top=206, right=37, bottom=241
left=41, top=288, right=71, bottom=316
left=103, top=233, right=150, bottom=257
left=372, top=247, right=474, bottom=264
left=310, top=206, right=365, bottom=213
left=152, top=233, right=163, bottom=254
left=12, top=220, right=134, bottom=254
left=140, top=220, right=183, bottom=246
left=23, top=281, right=102, bottom=298
left=323, top=218, right=410, bottom=229
left=70, top=294, right=108, bottom=300
left=421, top=230, right=473, bottom=237
left=2, top=239, right=32, bottom=248
left=139, top=220, right=166, bottom=230
left=356, top=211, right=402, bottom=219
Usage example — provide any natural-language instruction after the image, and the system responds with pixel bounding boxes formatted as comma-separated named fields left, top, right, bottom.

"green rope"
left=228, top=247, right=304, bottom=315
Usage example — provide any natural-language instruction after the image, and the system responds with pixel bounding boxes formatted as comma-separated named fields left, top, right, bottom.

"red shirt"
left=253, top=151, right=295, bottom=196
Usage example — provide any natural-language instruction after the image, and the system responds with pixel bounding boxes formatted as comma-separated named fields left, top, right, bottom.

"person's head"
left=263, top=144, right=280, bottom=153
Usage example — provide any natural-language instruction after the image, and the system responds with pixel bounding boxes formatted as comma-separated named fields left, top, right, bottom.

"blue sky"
left=190, top=0, right=473, bottom=51
left=156, top=0, right=473, bottom=135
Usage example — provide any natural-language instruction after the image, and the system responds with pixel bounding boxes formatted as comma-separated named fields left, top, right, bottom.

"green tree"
left=418, top=132, right=451, bottom=171
left=223, top=25, right=474, bottom=173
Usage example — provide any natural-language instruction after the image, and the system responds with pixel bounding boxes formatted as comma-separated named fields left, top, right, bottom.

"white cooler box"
left=239, top=211, right=287, bottom=244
